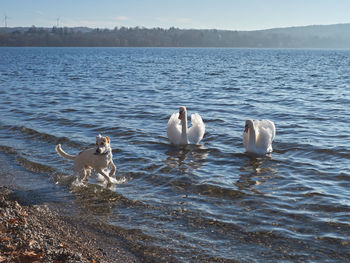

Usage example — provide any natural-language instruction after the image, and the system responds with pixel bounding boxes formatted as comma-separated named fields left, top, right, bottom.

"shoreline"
left=0, top=186, right=141, bottom=263
left=0, top=150, right=179, bottom=263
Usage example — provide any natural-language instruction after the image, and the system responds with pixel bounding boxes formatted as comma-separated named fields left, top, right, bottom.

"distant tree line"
left=1, top=25, right=350, bottom=48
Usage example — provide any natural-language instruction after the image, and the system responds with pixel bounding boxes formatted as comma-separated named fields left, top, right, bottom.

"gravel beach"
left=0, top=186, right=143, bottom=263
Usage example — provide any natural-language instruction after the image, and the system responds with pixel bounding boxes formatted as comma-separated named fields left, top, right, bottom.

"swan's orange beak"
left=244, top=124, right=249, bottom=133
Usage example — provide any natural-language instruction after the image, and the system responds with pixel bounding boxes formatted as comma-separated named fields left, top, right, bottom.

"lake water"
left=0, top=47, right=349, bottom=262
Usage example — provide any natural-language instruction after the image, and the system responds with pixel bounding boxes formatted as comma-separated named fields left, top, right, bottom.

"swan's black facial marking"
left=244, top=124, right=249, bottom=133
left=178, top=109, right=185, bottom=120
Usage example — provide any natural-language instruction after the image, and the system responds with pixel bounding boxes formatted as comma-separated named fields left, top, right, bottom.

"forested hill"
left=1, top=23, right=350, bottom=48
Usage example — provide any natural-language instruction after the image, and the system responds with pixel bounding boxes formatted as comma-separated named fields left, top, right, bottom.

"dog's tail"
left=56, top=144, right=76, bottom=161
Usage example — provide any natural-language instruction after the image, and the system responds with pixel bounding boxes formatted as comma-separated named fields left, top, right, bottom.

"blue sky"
left=1, top=0, right=350, bottom=30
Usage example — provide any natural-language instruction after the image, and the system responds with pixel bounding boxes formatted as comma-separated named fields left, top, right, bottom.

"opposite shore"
left=2, top=23, right=350, bottom=48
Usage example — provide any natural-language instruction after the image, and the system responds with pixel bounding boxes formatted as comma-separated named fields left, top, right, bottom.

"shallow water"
left=0, top=47, right=349, bottom=262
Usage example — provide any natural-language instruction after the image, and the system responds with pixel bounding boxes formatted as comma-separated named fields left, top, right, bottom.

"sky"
left=1, top=0, right=350, bottom=31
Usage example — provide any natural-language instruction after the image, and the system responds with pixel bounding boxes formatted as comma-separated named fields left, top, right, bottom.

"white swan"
left=243, top=119, right=276, bottom=155
left=167, top=106, right=205, bottom=145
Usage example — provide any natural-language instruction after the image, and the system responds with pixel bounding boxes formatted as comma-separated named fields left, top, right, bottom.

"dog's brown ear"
left=105, top=136, right=110, bottom=143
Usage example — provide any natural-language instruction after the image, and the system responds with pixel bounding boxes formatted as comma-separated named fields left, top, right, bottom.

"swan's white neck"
left=249, top=124, right=257, bottom=148
left=180, top=111, right=188, bottom=144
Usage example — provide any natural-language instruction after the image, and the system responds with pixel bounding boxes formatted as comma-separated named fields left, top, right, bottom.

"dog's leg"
left=74, top=163, right=87, bottom=182
left=109, top=161, right=117, bottom=177
left=78, top=169, right=88, bottom=182
left=84, top=165, right=92, bottom=181
left=96, top=169, right=112, bottom=184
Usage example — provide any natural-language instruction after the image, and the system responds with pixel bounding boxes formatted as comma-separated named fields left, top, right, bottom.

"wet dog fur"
left=56, top=134, right=116, bottom=184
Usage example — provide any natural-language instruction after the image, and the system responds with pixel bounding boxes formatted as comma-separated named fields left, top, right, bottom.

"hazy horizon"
left=2, top=22, right=350, bottom=33
left=2, top=0, right=350, bottom=31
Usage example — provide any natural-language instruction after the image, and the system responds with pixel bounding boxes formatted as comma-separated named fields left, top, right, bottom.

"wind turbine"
left=4, top=13, right=11, bottom=27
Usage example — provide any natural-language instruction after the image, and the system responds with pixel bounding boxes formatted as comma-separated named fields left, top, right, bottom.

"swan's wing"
left=262, top=119, right=276, bottom=140
left=260, top=119, right=276, bottom=141
left=256, top=119, right=275, bottom=152
left=167, top=112, right=182, bottom=144
left=188, top=113, right=205, bottom=144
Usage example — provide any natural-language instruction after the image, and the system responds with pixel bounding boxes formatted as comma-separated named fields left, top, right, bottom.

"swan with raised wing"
left=167, top=106, right=205, bottom=145
left=243, top=119, right=276, bottom=155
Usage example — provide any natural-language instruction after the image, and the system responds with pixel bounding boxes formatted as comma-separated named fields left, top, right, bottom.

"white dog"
left=56, top=134, right=117, bottom=184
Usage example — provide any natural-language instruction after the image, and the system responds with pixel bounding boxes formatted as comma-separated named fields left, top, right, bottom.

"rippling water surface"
left=0, top=47, right=349, bottom=262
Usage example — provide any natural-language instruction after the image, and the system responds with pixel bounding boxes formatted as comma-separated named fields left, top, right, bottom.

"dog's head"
left=95, top=134, right=111, bottom=155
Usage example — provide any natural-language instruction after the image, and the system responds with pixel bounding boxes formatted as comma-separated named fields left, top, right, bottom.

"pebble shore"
left=0, top=186, right=140, bottom=263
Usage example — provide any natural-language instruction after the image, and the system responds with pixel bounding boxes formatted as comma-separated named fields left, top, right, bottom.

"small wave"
left=274, top=140, right=350, bottom=160
left=0, top=145, right=16, bottom=155
left=8, top=125, right=82, bottom=148
left=60, top=108, right=78, bottom=113
left=205, top=71, right=225, bottom=76
left=204, top=118, right=225, bottom=124
left=55, top=117, right=97, bottom=129
left=196, top=183, right=245, bottom=199
left=71, top=178, right=88, bottom=188
left=71, top=182, right=145, bottom=209
left=16, top=156, right=55, bottom=174
left=333, top=173, right=350, bottom=181
left=0, top=145, right=55, bottom=174
left=309, top=74, right=319, bottom=77
left=9, top=108, right=29, bottom=115
left=10, top=126, right=58, bottom=142
left=96, top=173, right=127, bottom=185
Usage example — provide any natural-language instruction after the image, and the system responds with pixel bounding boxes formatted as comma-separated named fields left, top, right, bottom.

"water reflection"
left=240, top=154, right=277, bottom=175
left=236, top=154, right=278, bottom=194
left=164, top=144, right=208, bottom=170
